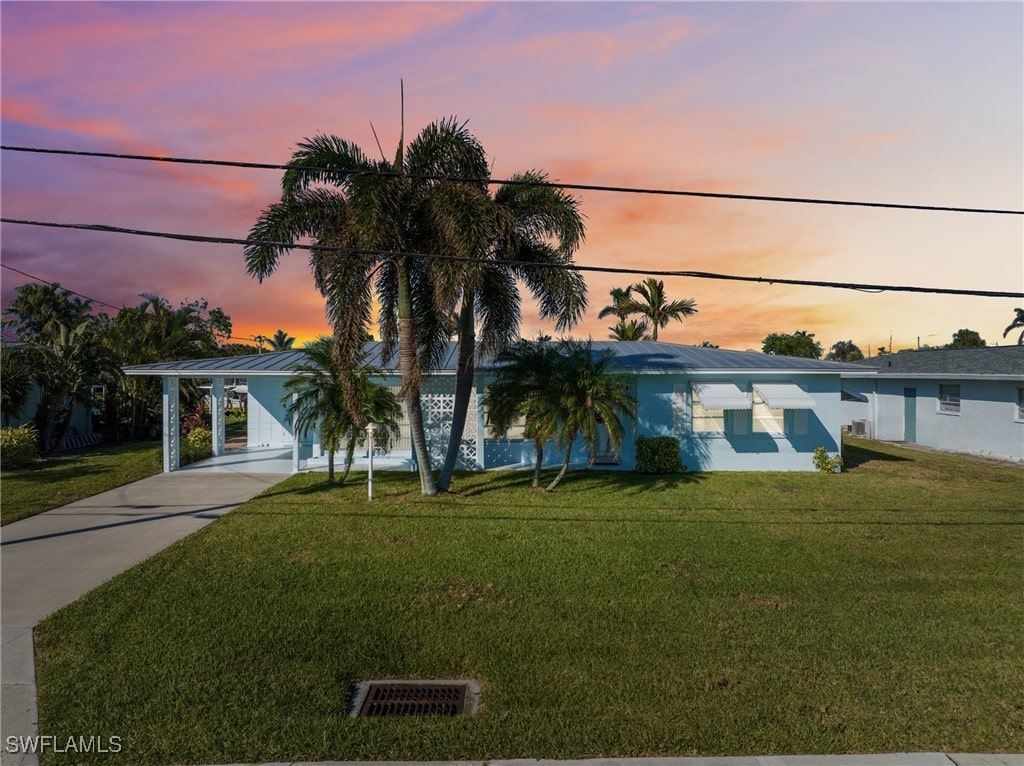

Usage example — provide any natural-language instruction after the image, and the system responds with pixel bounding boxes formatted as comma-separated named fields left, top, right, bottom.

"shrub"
left=180, top=405, right=210, bottom=437
left=181, top=427, right=212, bottom=465
left=812, top=446, right=843, bottom=473
left=635, top=436, right=686, bottom=474
left=1, top=425, right=40, bottom=469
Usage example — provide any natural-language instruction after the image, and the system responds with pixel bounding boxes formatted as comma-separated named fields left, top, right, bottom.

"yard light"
left=365, top=422, right=378, bottom=501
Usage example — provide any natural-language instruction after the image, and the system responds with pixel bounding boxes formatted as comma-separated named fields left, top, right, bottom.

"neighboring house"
left=1, top=341, right=97, bottom=444
left=842, top=346, right=1024, bottom=462
left=124, top=341, right=867, bottom=474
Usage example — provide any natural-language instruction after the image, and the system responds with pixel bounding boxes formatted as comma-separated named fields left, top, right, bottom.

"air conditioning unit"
left=851, top=419, right=870, bottom=438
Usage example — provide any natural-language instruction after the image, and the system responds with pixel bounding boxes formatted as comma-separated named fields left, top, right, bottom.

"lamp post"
left=365, top=422, right=378, bottom=501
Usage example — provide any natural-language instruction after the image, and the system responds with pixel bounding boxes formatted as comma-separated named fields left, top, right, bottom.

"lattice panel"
left=419, top=377, right=478, bottom=469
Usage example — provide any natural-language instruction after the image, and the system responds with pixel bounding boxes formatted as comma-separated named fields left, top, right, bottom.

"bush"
left=812, top=446, right=843, bottom=473
left=181, top=427, right=212, bottom=465
left=1, top=425, right=39, bottom=469
left=635, top=436, right=686, bottom=474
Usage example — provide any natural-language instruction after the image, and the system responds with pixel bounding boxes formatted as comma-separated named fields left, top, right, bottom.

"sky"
left=1, top=1, right=1021, bottom=354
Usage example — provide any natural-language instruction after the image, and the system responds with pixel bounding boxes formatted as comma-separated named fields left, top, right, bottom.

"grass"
left=33, top=437, right=1024, bottom=763
left=1, top=441, right=161, bottom=525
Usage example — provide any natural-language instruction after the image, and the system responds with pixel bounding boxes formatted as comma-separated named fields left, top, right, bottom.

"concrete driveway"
left=0, top=471, right=284, bottom=766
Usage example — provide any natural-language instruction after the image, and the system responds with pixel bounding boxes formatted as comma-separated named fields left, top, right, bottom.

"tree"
left=948, top=328, right=986, bottom=349
left=245, top=116, right=493, bottom=495
left=1002, top=307, right=1024, bottom=345
left=826, top=340, right=864, bottom=362
left=268, top=329, right=295, bottom=350
left=597, top=287, right=634, bottom=322
left=608, top=318, right=650, bottom=341
left=698, top=340, right=719, bottom=348
left=436, top=171, right=587, bottom=492
left=484, top=340, right=564, bottom=488
left=544, top=341, right=637, bottom=491
left=99, top=295, right=233, bottom=441
left=1, top=345, right=33, bottom=426
left=30, top=322, right=115, bottom=455
left=283, top=337, right=400, bottom=484
left=2, top=282, right=93, bottom=344
left=762, top=330, right=823, bottom=359
left=619, top=278, right=697, bottom=341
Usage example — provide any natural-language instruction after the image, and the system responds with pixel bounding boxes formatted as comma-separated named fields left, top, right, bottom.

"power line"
left=1, top=262, right=262, bottom=344
left=3, top=144, right=1020, bottom=216
left=3, top=216, right=1021, bottom=299
left=1, top=262, right=122, bottom=309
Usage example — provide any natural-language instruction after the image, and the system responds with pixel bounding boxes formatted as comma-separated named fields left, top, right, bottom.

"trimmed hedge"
left=1, top=425, right=39, bottom=470
left=635, top=436, right=686, bottom=474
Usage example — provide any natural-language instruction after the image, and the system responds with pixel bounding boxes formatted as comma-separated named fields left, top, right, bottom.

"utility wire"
left=1, top=262, right=260, bottom=344
left=1, top=262, right=122, bottom=309
left=3, top=144, right=1020, bottom=216
left=3, top=217, right=1021, bottom=299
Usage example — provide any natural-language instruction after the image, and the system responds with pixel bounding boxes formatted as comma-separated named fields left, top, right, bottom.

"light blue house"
left=124, top=341, right=865, bottom=474
left=841, top=346, right=1024, bottom=462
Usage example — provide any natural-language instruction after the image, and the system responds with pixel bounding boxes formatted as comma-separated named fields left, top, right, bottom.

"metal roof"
left=123, top=340, right=868, bottom=377
left=849, top=346, right=1024, bottom=377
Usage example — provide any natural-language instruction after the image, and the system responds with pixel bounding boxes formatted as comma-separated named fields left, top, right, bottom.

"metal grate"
left=357, top=682, right=469, bottom=717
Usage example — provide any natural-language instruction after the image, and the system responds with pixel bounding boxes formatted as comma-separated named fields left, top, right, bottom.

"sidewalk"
left=1, top=471, right=284, bottom=766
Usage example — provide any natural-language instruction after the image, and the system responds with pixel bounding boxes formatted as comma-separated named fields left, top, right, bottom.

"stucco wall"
left=635, top=373, right=842, bottom=472
left=872, top=377, right=1023, bottom=460
left=246, top=376, right=293, bottom=448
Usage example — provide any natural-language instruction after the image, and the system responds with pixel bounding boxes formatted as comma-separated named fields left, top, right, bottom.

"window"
left=1017, top=388, right=1024, bottom=421
left=752, top=391, right=785, bottom=435
left=938, top=384, right=961, bottom=414
left=691, top=397, right=726, bottom=434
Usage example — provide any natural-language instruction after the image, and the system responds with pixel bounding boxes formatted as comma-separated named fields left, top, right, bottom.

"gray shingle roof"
left=849, top=346, right=1024, bottom=376
left=124, top=341, right=865, bottom=376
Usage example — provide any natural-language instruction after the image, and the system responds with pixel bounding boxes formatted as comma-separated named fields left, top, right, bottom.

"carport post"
left=211, top=377, right=226, bottom=457
left=162, top=376, right=180, bottom=473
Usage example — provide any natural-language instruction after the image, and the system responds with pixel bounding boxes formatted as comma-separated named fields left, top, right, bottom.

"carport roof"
left=124, top=341, right=868, bottom=377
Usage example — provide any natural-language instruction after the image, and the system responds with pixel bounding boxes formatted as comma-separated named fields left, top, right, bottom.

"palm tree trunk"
left=396, top=259, right=438, bottom=496
left=546, top=442, right=573, bottom=492
left=438, top=293, right=475, bottom=492
left=340, top=434, right=356, bottom=485
left=533, top=439, right=544, bottom=488
left=327, top=449, right=335, bottom=483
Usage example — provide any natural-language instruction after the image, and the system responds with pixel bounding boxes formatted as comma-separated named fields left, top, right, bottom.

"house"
left=1, top=340, right=99, bottom=447
left=123, top=341, right=868, bottom=474
left=841, top=346, right=1024, bottom=462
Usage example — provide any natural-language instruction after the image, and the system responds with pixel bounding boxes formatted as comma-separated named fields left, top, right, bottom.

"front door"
left=903, top=387, right=917, bottom=443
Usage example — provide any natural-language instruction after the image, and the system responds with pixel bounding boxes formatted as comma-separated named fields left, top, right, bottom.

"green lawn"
left=34, top=438, right=1024, bottom=763
left=1, top=441, right=162, bottom=525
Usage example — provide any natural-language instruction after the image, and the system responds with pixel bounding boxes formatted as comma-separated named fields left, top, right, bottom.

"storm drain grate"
left=351, top=679, right=479, bottom=717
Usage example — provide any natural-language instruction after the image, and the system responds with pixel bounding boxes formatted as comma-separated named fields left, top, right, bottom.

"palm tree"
left=245, top=116, right=491, bottom=495
left=826, top=340, right=864, bottom=361
left=620, top=278, right=697, bottom=341
left=283, top=338, right=400, bottom=484
left=268, top=329, right=296, bottom=351
left=1, top=345, right=33, bottom=426
left=597, top=287, right=634, bottom=322
left=608, top=318, right=650, bottom=341
left=546, top=341, right=637, bottom=491
left=436, top=172, right=587, bottom=492
left=1003, top=307, right=1024, bottom=345
left=30, top=322, right=115, bottom=455
left=484, top=339, right=564, bottom=488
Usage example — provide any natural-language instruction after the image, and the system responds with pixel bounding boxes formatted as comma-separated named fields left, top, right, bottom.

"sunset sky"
left=2, top=1, right=1021, bottom=354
